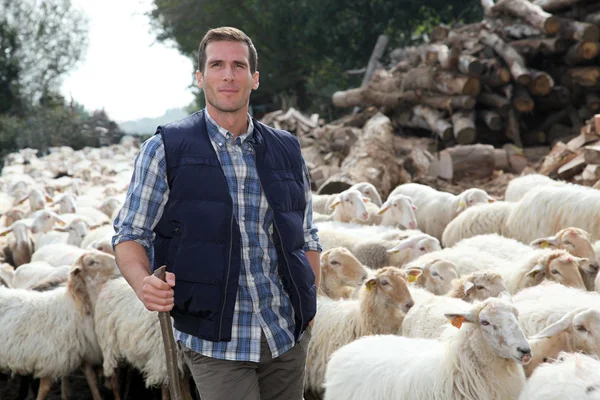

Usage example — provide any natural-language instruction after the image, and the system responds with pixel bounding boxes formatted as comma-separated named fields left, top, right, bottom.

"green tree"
left=0, top=18, right=22, bottom=115
left=148, top=0, right=482, bottom=115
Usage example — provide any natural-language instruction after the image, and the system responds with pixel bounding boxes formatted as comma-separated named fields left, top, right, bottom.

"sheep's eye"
left=542, top=357, right=548, bottom=362
left=393, top=203, right=398, bottom=207
left=577, top=325, right=587, bottom=333
left=330, top=261, right=339, bottom=266
left=364, top=191, right=370, bottom=194
left=551, top=269, right=559, bottom=275
left=476, top=285, right=485, bottom=290
left=380, top=279, right=390, bottom=286
left=419, top=247, right=426, bottom=252
left=481, top=320, right=490, bottom=326
left=431, top=271, right=439, bottom=277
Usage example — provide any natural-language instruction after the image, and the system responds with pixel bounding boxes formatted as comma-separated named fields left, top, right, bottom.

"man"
left=112, top=26, right=321, bottom=400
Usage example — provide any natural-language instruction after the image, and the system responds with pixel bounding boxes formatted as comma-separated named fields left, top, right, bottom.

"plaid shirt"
left=113, top=109, right=321, bottom=362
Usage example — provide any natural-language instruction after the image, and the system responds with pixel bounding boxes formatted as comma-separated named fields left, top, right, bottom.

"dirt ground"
left=413, top=169, right=518, bottom=200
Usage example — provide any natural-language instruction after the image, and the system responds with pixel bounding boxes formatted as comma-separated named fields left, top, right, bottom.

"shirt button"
left=218, top=143, right=223, bottom=147
left=241, top=185, right=245, bottom=190
left=242, top=216, right=246, bottom=221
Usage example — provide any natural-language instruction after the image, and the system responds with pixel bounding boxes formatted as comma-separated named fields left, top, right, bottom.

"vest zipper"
left=218, top=182, right=235, bottom=341
left=250, top=143, right=305, bottom=332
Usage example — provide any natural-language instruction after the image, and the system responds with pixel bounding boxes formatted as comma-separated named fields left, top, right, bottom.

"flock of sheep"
left=1, top=137, right=600, bottom=400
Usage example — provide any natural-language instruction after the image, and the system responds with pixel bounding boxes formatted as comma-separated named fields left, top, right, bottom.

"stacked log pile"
left=537, top=114, right=600, bottom=186
left=332, top=0, right=600, bottom=150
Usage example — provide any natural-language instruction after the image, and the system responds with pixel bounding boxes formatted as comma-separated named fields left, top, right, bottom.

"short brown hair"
left=197, top=27, right=258, bottom=74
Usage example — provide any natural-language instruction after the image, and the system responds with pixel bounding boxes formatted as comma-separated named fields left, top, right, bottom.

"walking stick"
left=153, top=265, right=184, bottom=400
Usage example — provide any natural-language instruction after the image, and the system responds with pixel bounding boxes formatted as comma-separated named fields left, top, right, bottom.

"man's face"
left=197, top=40, right=259, bottom=113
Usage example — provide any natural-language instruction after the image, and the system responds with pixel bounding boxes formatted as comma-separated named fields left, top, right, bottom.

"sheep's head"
left=408, top=258, right=459, bottom=295
left=88, top=239, right=115, bottom=256
left=72, top=250, right=118, bottom=280
left=456, top=188, right=495, bottom=213
left=52, top=194, right=77, bottom=214
left=30, top=209, right=67, bottom=234
left=99, top=197, right=122, bottom=218
left=361, top=266, right=417, bottom=314
left=377, top=194, right=418, bottom=229
left=352, top=182, right=382, bottom=207
left=527, top=308, right=600, bottom=378
left=524, top=250, right=586, bottom=291
left=320, top=247, right=368, bottom=288
left=531, top=228, right=599, bottom=275
left=460, top=270, right=507, bottom=302
left=0, top=221, right=31, bottom=243
left=445, top=293, right=531, bottom=365
left=386, top=234, right=441, bottom=265
left=56, top=218, right=91, bottom=247
left=329, top=189, right=369, bottom=222
left=3, top=209, right=24, bottom=226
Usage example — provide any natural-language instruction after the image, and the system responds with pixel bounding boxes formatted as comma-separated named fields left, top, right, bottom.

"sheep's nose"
left=408, top=221, right=416, bottom=229
left=361, top=274, right=368, bottom=281
left=405, top=301, right=414, bottom=311
left=361, top=212, right=369, bottom=220
left=590, top=263, right=600, bottom=272
left=518, top=347, right=532, bottom=364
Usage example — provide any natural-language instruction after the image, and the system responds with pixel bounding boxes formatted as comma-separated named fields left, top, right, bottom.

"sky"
left=60, top=0, right=196, bottom=122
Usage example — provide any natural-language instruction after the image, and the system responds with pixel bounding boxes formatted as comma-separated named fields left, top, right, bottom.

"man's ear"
left=196, top=70, right=204, bottom=89
left=252, top=71, right=260, bottom=90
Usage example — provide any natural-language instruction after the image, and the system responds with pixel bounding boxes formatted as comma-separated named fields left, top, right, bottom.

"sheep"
left=80, top=225, right=116, bottom=250
left=405, top=247, right=587, bottom=294
left=0, top=263, right=14, bottom=287
left=406, top=258, right=460, bottom=295
left=456, top=230, right=599, bottom=290
left=305, top=267, right=417, bottom=396
left=1, top=208, right=25, bottom=228
left=312, top=182, right=382, bottom=214
left=323, top=293, right=531, bottom=400
left=354, top=194, right=418, bottom=228
left=15, top=188, right=53, bottom=215
left=87, top=239, right=115, bottom=255
left=389, top=183, right=495, bottom=240
left=35, top=218, right=90, bottom=249
left=524, top=308, right=600, bottom=378
left=11, top=262, right=70, bottom=289
left=31, top=243, right=87, bottom=267
left=50, top=193, right=77, bottom=214
left=505, top=185, right=600, bottom=244
left=352, top=234, right=441, bottom=269
left=519, top=352, right=600, bottom=400
left=321, top=188, right=370, bottom=223
left=318, top=247, right=369, bottom=299
left=0, top=250, right=118, bottom=400
left=504, top=173, right=571, bottom=202
left=0, top=221, right=35, bottom=267
left=401, top=272, right=508, bottom=339
left=98, top=196, right=123, bottom=219
left=441, top=201, right=516, bottom=247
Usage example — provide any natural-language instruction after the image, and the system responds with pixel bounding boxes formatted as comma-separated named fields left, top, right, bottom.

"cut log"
left=478, top=92, right=511, bottom=112
left=480, top=59, right=511, bottom=87
left=533, top=86, right=571, bottom=110
left=359, top=35, right=389, bottom=89
left=567, top=105, right=583, bottom=133
left=368, top=67, right=481, bottom=96
left=480, top=110, right=503, bottom=131
left=557, top=153, right=586, bottom=179
left=413, top=105, right=453, bottom=140
left=437, top=144, right=496, bottom=181
left=563, top=66, right=600, bottom=87
left=584, top=143, right=600, bottom=164
left=492, top=0, right=560, bottom=34
left=332, top=87, right=475, bottom=110
left=584, top=11, right=600, bottom=26
left=430, top=25, right=450, bottom=42
left=427, top=44, right=460, bottom=69
left=581, top=164, right=600, bottom=181
left=457, top=54, right=483, bottom=76
left=539, top=141, right=579, bottom=175
left=451, top=111, right=477, bottom=144
left=533, top=0, right=583, bottom=12
left=558, top=18, right=600, bottom=42
left=504, top=143, right=528, bottom=173
left=510, top=37, right=569, bottom=58
left=585, top=93, right=600, bottom=112
left=528, top=70, right=554, bottom=96
left=564, top=42, right=600, bottom=65
left=479, top=31, right=530, bottom=84
left=506, top=108, right=523, bottom=147
left=595, top=115, right=600, bottom=134
left=317, top=113, right=409, bottom=199
left=512, top=86, right=535, bottom=112
left=392, top=111, right=433, bottom=131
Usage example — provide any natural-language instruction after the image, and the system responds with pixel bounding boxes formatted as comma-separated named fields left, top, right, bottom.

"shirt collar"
left=204, top=108, right=255, bottom=144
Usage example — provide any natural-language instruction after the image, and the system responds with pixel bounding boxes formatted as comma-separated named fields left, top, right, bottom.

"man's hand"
left=138, top=271, right=176, bottom=312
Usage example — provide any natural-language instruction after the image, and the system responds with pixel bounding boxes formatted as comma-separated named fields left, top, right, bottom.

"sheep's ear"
left=329, top=195, right=342, bottom=210
left=44, top=194, right=53, bottom=203
left=488, top=196, right=496, bottom=203
left=377, top=200, right=390, bottom=215
left=320, top=250, right=331, bottom=267
left=55, top=225, right=70, bottom=232
left=16, top=195, right=29, bottom=205
left=0, top=226, right=13, bottom=237
left=405, top=268, right=422, bottom=283
left=386, top=235, right=423, bottom=254
left=365, top=278, right=378, bottom=291
left=55, top=217, right=67, bottom=226
left=463, top=281, right=475, bottom=296
left=530, top=236, right=558, bottom=249
left=530, top=309, right=582, bottom=339
left=362, top=196, right=371, bottom=203
left=444, top=311, right=476, bottom=329
left=410, top=203, right=418, bottom=211
left=497, top=291, right=513, bottom=303
left=526, top=264, right=546, bottom=281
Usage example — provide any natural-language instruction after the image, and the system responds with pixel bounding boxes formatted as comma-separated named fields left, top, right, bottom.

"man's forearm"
left=114, top=240, right=153, bottom=296
left=306, top=250, right=320, bottom=292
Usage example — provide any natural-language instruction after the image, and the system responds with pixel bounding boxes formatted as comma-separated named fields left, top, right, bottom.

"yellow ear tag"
left=408, top=275, right=418, bottom=283
left=459, top=201, right=467, bottom=208
left=451, top=316, right=465, bottom=329
left=540, top=241, right=549, bottom=249
left=365, top=280, right=376, bottom=291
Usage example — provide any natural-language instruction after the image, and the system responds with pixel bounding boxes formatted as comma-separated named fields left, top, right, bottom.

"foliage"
left=148, top=0, right=483, bottom=115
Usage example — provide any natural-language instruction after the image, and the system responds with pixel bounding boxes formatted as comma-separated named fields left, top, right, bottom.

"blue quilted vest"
left=152, top=110, right=316, bottom=342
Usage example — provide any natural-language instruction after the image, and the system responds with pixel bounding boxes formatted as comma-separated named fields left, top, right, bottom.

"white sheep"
left=35, top=218, right=91, bottom=249
left=0, top=263, right=14, bottom=287
left=356, top=194, right=418, bottom=228
left=519, top=352, right=600, bottom=400
left=319, top=188, right=370, bottom=223
left=31, top=243, right=87, bottom=267
left=441, top=201, right=516, bottom=247
left=305, top=267, right=417, bottom=396
left=0, top=220, right=35, bottom=267
left=350, top=234, right=440, bottom=269
left=15, top=188, right=53, bottom=215
left=80, top=224, right=115, bottom=250
left=11, top=261, right=70, bottom=289
left=504, top=173, right=571, bottom=202
left=0, top=250, right=118, bottom=399
left=389, top=183, right=495, bottom=240
left=312, top=182, right=382, bottom=214
left=323, top=293, right=530, bottom=400
left=506, top=185, right=600, bottom=244
left=318, top=247, right=369, bottom=299
left=406, top=258, right=460, bottom=295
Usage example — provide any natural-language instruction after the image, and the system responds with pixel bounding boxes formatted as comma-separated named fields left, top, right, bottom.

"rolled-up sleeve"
left=112, top=134, right=170, bottom=259
left=301, top=157, right=322, bottom=253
